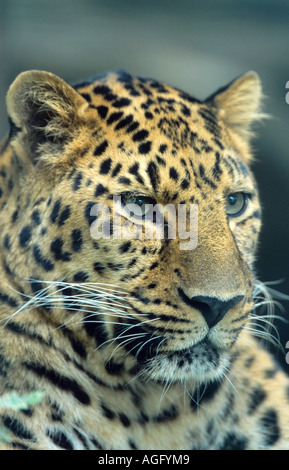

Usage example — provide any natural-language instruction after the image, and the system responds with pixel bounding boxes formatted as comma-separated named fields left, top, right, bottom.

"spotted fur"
left=0, top=70, right=288, bottom=450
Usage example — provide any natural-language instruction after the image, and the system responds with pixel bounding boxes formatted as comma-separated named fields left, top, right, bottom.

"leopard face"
left=1, top=70, right=264, bottom=386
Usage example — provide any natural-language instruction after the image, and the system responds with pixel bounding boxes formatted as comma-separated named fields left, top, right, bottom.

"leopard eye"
left=226, top=192, right=248, bottom=217
left=121, top=195, right=155, bottom=219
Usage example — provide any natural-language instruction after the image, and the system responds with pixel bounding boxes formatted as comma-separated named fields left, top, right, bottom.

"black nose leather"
left=177, top=288, right=244, bottom=328
left=189, top=295, right=244, bottom=327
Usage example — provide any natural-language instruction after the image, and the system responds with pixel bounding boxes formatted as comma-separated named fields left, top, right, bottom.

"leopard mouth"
left=139, top=338, right=232, bottom=384
left=113, top=319, right=231, bottom=383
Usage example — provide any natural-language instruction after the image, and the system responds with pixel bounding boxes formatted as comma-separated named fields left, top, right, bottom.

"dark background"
left=0, top=0, right=288, bottom=373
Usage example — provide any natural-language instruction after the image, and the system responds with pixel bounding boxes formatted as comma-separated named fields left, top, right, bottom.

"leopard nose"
left=189, top=295, right=244, bottom=328
left=178, top=288, right=245, bottom=328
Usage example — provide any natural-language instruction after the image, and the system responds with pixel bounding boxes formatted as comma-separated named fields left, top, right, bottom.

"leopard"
left=0, top=68, right=288, bottom=450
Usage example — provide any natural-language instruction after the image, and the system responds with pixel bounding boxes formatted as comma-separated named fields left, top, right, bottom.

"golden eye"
left=226, top=193, right=248, bottom=217
left=121, top=195, right=155, bottom=218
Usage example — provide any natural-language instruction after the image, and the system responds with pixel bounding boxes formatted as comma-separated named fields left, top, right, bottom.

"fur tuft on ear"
left=6, top=70, right=87, bottom=164
left=207, top=71, right=267, bottom=140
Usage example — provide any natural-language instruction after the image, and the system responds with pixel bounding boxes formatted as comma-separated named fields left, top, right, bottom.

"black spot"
left=156, top=155, right=166, bottom=166
left=128, top=162, right=139, bottom=175
left=0, top=353, right=10, bottom=377
left=169, top=167, right=179, bottom=181
left=190, top=379, right=223, bottom=411
left=30, top=280, right=43, bottom=295
left=119, top=413, right=131, bottom=427
left=33, top=245, right=54, bottom=271
left=96, top=105, right=108, bottom=119
left=128, top=439, right=138, bottom=450
left=93, top=85, right=116, bottom=101
left=128, top=258, right=137, bottom=268
left=58, top=206, right=71, bottom=227
left=73, top=172, right=83, bottom=191
left=181, top=104, right=191, bottom=117
left=198, top=108, right=221, bottom=137
left=11, top=209, right=19, bottom=223
left=71, top=229, right=83, bottom=252
left=118, top=176, right=131, bottom=185
left=107, top=262, right=124, bottom=271
left=49, top=430, right=74, bottom=450
left=31, top=209, right=41, bottom=226
left=73, top=428, right=90, bottom=449
left=264, top=368, right=278, bottom=379
left=49, top=402, right=64, bottom=422
left=105, top=359, right=124, bottom=375
left=10, top=442, right=30, bottom=450
left=85, top=201, right=97, bottom=226
left=212, top=137, right=224, bottom=150
left=153, top=404, right=178, bottom=423
left=19, top=226, right=32, bottom=248
left=94, top=140, right=108, bottom=157
left=107, top=111, right=123, bottom=125
left=181, top=179, right=190, bottom=190
left=247, top=386, right=266, bottom=415
left=119, top=241, right=132, bottom=253
left=133, top=129, right=149, bottom=142
left=219, top=432, right=248, bottom=450
left=212, top=151, right=223, bottom=180
left=126, top=121, right=139, bottom=133
left=149, top=261, right=159, bottom=270
left=111, top=163, right=122, bottom=178
left=139, top=141, right=152, bottom=154
left=80, top=92, right=91, bottom=103
left=144, top=111, right=153, bottom=120
left=259, top=408, right=280, bottom=447
left=147, top=161, right=159, bottom=190
left=69, top=337, right=87, bottom=359
left=99, top=158, right=112, bottom=175
left=3, top=234, right=11, bottom=250
left=101, top=403, right=115, bottom=420
left=252, top=210, right=262, bottom=219
left=73, top=271, right=89, bottom=282
left=94, top=183, right=108, bottom=198
left=50, top=199, right=61, bottom=223
left=93, top=262, right=106, bottom=275
left=90, top=437, right=103, bottom=450
left=50, top=238, right=71, bottom=262
left=67, top=169, right=76, bottom=181
left=1, top=415, right=36, bottom=442
left=244, top=355, right=255, bottom=368
left=113, top=97, right=131, bottom=108
left=159, top=144, right=167, bottom=154
left=115, top=114, right=134, bottom=131
left=199, top=164, right=217, bottom=189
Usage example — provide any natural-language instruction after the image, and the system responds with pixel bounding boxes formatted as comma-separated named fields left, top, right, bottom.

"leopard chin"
left=135, top=338, right=233, bottom=385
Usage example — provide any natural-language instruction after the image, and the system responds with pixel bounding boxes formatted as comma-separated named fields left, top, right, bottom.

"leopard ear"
left=6, top=70, right=87, bottom=165
left=207, top=71, right=267, bottom=140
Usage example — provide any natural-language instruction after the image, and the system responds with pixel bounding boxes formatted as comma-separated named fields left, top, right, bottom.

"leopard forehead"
left=73, top=71, right=237, bottom=164
left=51, top=70, right=254, bottom=209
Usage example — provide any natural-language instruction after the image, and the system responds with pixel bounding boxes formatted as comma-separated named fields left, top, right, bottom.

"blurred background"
left=0, top=0, right=288, bottom=372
